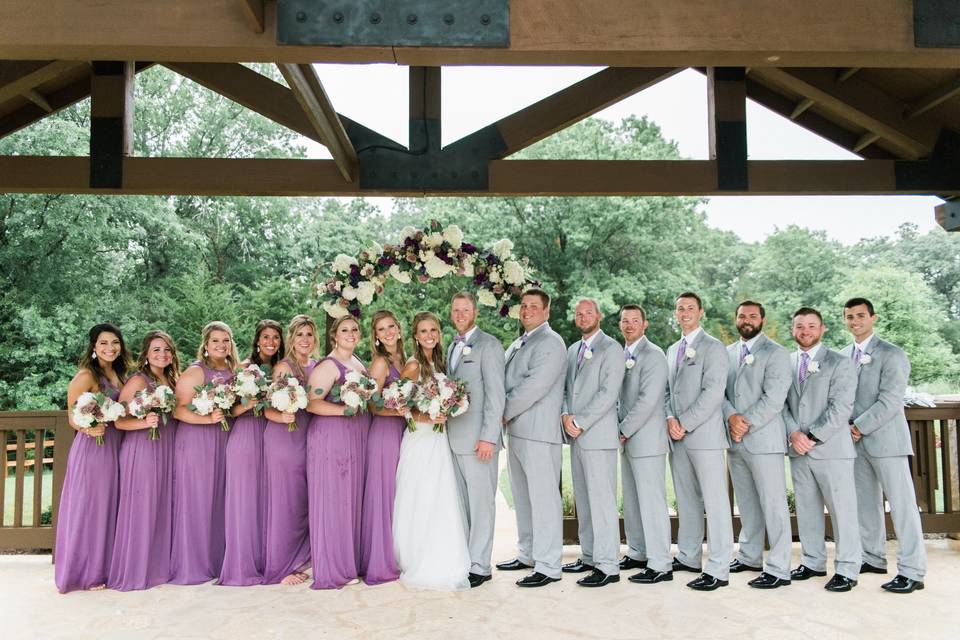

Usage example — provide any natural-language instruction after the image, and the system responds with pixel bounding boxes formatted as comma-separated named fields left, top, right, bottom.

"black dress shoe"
left=672, top=558, right=701, bottom=573
left=686, top=573, right=728, bottom=591
left=577, top=569, right=620, bottom=587
left=468, top=572, right=492, bottom=588
left=620, top=556, right=647, bottom=570
left=824, top=574, right=858, bottom=592
left=729, top=559, right=763, bottom=573
left=860, top=562, right=888, bottom=575
left=516, top=571, right=560, bottom=588
left=748, top=572, right=791, bottom=589
left=628, top=568, right=673, bottom=584
left=562, top=559, right=595, bottom=573
left=881, top=574, right=924, bottom=594
left=790, top=565, right=828, bottom=581
left=496, top=558, right=533, bottom=571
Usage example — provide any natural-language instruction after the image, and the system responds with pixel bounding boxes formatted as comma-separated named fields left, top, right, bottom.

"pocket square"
left=461, top=359, right=475, bottom=365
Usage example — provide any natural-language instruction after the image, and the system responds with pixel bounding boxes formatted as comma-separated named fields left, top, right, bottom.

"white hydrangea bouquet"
left=72, top=391, right=126, bottom=445
left=329, top=369, right=379, bottom=417
left=232, top=363, right=270, bottom=416
left=188, top=382, right=236, bottom=431
left=268, top=373, right=311, bottom=431
left=411, top=372, right=469, bottom=433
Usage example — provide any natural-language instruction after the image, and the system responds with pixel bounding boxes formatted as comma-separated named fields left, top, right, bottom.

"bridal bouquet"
left=188, top=382, right=236, bottom=431
left=126, top=384, right=176, bottom=440
left=412, top=372, right=469, bottom=433
left=72, top=392, right=126, bottom=445
left=330, top=369, right=379, bottom=417
left=268, top=374, right=310, bottom=431
left=233, top=364, right=270, bottom=416
left=379, top=378, right=418, bottom=429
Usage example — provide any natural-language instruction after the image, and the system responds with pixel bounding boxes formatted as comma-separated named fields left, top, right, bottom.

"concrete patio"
left=2, top=481, right=957, bottom=640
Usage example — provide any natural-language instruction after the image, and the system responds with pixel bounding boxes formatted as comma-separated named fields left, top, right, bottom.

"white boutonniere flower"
left=807, top=360, right=821, bottom=374
left=859, top=354, right=872, bottom=366
left=462, top=345, right=472, bottom=356
left=742, top=354, right=755, bottom=366
left=583, top=348, right=593, bottom=361
left=685, top=346, right=696, bottom=361
left=625, top=358, right=636, bottom=370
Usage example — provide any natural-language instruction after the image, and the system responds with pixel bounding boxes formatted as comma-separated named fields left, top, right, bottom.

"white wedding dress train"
left=393, top=421, right=471, bottom=591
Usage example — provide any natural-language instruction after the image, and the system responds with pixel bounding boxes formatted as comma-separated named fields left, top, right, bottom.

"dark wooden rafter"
left=905, top=75, right=960, bottom=121
left=89, top=61, right=134, bottom=188
left=708, top=67, right=748, bottom=190
left=0, top=60, right=83, bottom=104
left=238, top=0, right=265, bottom=34
left=409, top=66, right=442, bottom=153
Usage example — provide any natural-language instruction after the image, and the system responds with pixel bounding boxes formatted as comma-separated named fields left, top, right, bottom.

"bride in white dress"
left=393, top=311, right=471, bottom=591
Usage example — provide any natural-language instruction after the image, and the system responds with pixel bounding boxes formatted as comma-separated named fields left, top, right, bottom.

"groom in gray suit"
left=617, top=304, right=674, bottom=585
left=722, top=300, right=793, bottom=589
left=498, top=288, right=567, bottom=588
left=841, top=297, right=926, bottom=593
left=560, top=299, right=625, bottom=587
left=665, top=291, right=734, bottom=591
left=446, top=292, right=506, bottom=589
left=784, top=307, right=861, bottom=592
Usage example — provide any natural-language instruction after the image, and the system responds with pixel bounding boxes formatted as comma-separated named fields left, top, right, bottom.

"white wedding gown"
left=393, top=421, right=471, bottom=591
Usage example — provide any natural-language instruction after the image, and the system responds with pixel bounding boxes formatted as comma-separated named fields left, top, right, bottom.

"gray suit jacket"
left=446, top=328, right=506, bottom=455
left=619, top=337, right=669, bottom=458
left=503, top=322, right=567, bottom=444
left=664, top=329, right=729, bottom=450
left=840, top=337, right=913, bottom=458
left=722, top=334, right=792, bottom=455
left=562, top=330, right=625, bottom=450
left=783, top=347, right=857, bottom=459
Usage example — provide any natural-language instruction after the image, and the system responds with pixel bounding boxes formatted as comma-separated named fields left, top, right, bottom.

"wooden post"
left=708, top=67, right=748, bottom=191
left=89, top=61, right=134, bottom=188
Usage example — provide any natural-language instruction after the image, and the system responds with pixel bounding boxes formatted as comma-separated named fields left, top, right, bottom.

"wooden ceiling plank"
left=0, top=60, right=82, bottom=104
left=905, top=76, right=960, bottom=121
left=790, top=97, right=816, bottom=120
left=22, top=89, right=52, bottom=112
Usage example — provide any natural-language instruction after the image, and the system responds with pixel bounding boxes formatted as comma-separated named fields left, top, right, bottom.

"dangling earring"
left=376, top=339, right=381, bottom=347
left=92, top=352, right=97, bottom=360
left=204, top=350, right=209, bottom=357
left=257, top=346, right=261, bottom=353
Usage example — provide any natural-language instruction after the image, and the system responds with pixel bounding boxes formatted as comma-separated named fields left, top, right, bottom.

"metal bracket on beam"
left=276, top=0, right=509, bottom=47
left=935, top=197, right=960, bottom=231
left=914, top=0, right=960, bottom=48
left=895, top=129, right=960, bottom=191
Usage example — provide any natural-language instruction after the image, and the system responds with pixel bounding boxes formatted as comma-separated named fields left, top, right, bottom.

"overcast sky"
left=307, top=65, right=941, bottom=245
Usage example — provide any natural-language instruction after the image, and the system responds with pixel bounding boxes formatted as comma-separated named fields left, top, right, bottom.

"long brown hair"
left=78, top=323, right=131, bottom=387
left=370, top=309, right=407, bottom=364
left=196, top=321, right=241, bottom=369
left=284, top=314, right=320, bottom=382
left=411, top=311, right=446, bottom=381
left=248, top=319, right=284, bottom=368
left=136, top=330, right=181, bottom=386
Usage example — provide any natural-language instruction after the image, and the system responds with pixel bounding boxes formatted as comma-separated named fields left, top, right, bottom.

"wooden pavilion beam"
left=905, top=75, right=960, bottom=121
left=749, top=67, right=943, bottom=160
left=89, top=61, right=134, bottom=188
left=708, top=67, right=747, bottom=190
left=0, top=60, right=84, bottom=105
left=277, top=63, right=357, bottom=181
left=1, top=1, right=958, bottom=68
left=238, top=0, right=265, bottom=34
left=2, top=156, right=957, bottom=197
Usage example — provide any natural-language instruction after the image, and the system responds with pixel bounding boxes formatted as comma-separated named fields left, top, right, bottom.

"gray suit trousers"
left=508, top=436, right=563, bottom=579
left=855, top=448, right=927, bottom=580
left=621, top=452, right=672, bottom=573
left=670, top=441, right=734, bottom=579
left=570, top=443, right=620, bottom=576
left=452, top=449, right=500, bottom=576
left=790, top=456, right=861, bottom=579
left=728, top=445, right=792, bottom=580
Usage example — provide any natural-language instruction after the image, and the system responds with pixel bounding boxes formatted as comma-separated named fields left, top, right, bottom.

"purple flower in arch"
left=378, top=255, right=395, bottom=267
left=498, top=304, right=509, bottom=317
left=485, top=254, right=499, bottom=266
left=403, top=237, right=416, bottom=248
left=461, top=242, right=477, bottom=254
left=349, top=306, right=362, bottom=319
left=349, top=264, right=361, bottom=277
left=473, top=274, right=487, bottom=286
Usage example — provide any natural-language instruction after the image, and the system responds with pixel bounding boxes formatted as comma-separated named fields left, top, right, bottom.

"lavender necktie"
left=798, top=352, right=810, bottom=385
left=739, top=342, right=750, bottom=365
left=577, top=341, right=588, bottom=367
left=676, top=337, right=687, bottom=368
left=852, top=346, right=862, bottom=366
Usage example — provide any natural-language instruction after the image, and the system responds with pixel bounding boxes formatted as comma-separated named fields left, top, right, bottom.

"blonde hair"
left=327, top=315, right=360, bottom=352
left=137, top=330, right=181, bottom=386
left=370, top=309, right=407, bottom=363
left=284, top=314, right=320, bottom=381
left=411, top=311, right=446, bottom=381
left=197, top=321, right=240, bottom=369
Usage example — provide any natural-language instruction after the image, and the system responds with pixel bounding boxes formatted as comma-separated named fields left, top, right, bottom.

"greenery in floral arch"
left=316, top=220, right=540, bottom=320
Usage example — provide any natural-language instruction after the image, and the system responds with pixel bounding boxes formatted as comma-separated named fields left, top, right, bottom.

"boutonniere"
left=859, top=354, right=871, bottom=366
left=684, top=346, right=696, bottom=361
left=462, top=345, right=473, bottom=356
left=625, top=357, right=636, bottom=369
left=741, top=354, right=755, bottom=366
left=807, top=360, right=821, bottom=374
left=583, top=348, right=593, bottom=360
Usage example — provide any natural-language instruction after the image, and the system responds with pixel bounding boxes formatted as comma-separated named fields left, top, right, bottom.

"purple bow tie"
left=454, top=335, right=466, bottom=344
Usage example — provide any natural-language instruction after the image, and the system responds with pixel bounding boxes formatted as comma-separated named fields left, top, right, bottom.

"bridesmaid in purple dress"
left=305, top=315, right=370, bottom=589
left=170, top=321, right=239, bottom=584
left=262, top=314, right=319, bottom=585
left=56, top=323, right=131, bottom=593
left=359, top=310, right=408, bottom=585
left=218, top=319, right=284, bottom=586
left=108, top=330, right=181, bottom=591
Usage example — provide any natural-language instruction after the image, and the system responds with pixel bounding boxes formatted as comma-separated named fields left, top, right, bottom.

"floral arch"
left=316, top=220, right=539, bottom=321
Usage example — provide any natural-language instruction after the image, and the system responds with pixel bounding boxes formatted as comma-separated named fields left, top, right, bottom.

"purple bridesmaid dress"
left=306, top=357, right=370, bottom=589
left=54, top=376, right=122, bottom=593
left=218, top=388, right=267, bottom=586
left=261, top=358, right=315, bottom=584
left=107, top=372, right=176, bottom=591
left=359, top=364, right=405, bottom=585
left=169, top=362, right=232, bottom=585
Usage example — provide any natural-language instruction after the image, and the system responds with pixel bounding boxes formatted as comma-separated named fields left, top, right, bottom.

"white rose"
left=341, top=285, right=358, bottom=301
left=368, top=241, right=383, bottom=256
left=807, top=361, right=820, bottom=373
left=439, top=384, right=454, bottom=401
left=332, top=254, right=358, bottom=274
left=503, top=260, right=525, bottom=286
left=191, top=395, right=214, bottom=415
left=860, top=354, right=872, bottom=366
left=488, top=269, right=501, bottom=284
left=355, top=280, right=376, bottom=306
left=293, top=387, right=308, bottom=410
left=685, top=346, right=697, bottom=360
left=462, top=346, right=472, bottom=356
left=323, top=301, right=349, bottom=319
left=461, top=255, right=475, bottom=277
left=425, top=232, right=444, bottom=248
left=424, top=255, right=453, bottom=279
left=270, top=390, right=292, bottom=412
left=625, top=359, right=636, bottom=370
left=399, top=226, right=418, bottom=242
left=508, top=304, right=521, bottom=319
left=360, top=264, right=374, bottom=278
left=477, top=289, right=498, bottom=307
left=102, top=401, right=125, bottom=421
left=442, top=225, right=463, bottom=248
left=344, top=369, right=362, bottom=384
left=428, top=398, right=442, bottom=419
left=583, top=349, right=593, bottom=360
left=342, top=390, right=362, bottom=408
left=389, top=264, right=411, bottom=284
left=492, top=238, right=514, bottom=259
left=240, top=379, right=260, bottom=397
left=743, top=354, right=755, bottom=366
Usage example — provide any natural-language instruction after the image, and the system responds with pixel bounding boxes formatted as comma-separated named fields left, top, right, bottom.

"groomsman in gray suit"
left=841, top=297, right=926, bottom=593
left=617, top=304, right=674, bottom=585
left=446, top=292, right=506, bottom=589
left=560, top=299, right=625, bottom=587
left=722, top=300, right=793, bottom=589
left=498, top=288, right=567, bottom=588
left=784, top=307, right=861, bottom=592
left=665, top=291, right=734, bottom=591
